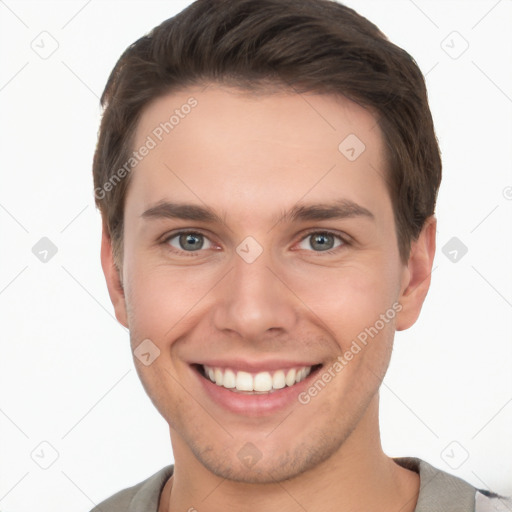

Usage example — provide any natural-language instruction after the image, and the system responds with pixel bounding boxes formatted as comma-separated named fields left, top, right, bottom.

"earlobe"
left=100, top=225, right=128, bottom=328
left=395, top=216, right=437, bottom=331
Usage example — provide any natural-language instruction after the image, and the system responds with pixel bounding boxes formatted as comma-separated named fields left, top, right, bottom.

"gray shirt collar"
left=125, top=457, right=476, bottom=512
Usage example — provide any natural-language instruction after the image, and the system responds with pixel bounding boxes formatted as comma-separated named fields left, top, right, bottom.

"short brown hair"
left=93, top=0, right=441, bottom=265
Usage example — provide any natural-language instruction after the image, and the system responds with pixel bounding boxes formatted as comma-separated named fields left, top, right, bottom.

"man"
left=91, top=0, right=510, bottom=510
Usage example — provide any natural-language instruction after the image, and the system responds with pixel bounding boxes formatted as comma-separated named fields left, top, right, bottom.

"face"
left=103, top=84, right=432, bottom=483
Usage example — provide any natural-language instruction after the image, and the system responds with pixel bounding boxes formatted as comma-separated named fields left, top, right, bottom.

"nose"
left=212, top=243, right=300, bottom=342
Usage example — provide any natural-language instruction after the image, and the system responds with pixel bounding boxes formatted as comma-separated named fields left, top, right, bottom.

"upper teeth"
left=203, top=365, right=312, bottom=392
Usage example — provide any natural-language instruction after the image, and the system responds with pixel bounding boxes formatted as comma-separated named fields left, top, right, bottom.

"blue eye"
left=165, top=232, right=213, bottom=253
left=297, top=231, right=346, bottom=253
left=162, top=229, right=348, bottom=257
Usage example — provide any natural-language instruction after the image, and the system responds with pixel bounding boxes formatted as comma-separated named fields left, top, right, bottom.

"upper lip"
left=191, top=358, right=322, bottom=373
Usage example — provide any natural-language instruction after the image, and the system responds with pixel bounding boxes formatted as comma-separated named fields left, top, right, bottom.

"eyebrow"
left=142, top=201, right=225, bottom=224
left=141, top=199, right=374, bottom=225
left=277, top=199, right=374, bottom=223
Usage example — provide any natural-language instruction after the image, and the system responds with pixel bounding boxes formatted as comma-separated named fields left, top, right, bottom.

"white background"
left=0, top=1, right=511, bottom=510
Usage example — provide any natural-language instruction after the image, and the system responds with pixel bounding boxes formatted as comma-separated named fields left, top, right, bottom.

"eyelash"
left=161, top=229, right=350, bottom=257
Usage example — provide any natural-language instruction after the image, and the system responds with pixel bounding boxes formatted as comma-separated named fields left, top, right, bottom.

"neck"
left=162, top=395, right=420, bottom=512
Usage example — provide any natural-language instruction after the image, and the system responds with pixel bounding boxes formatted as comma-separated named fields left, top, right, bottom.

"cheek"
left=124, top=261, right=216, bottom=343
left=288, top=259, right=400, bottom=349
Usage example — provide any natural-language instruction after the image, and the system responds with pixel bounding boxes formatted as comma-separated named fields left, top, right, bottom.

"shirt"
left=90, top=456, right=511, bottom=512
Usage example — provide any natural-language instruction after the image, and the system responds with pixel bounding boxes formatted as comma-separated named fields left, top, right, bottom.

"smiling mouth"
left=193, top=363, right=323, bottom=394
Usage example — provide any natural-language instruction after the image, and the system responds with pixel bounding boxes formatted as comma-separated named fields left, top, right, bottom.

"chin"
left=189, top=433, right=343, bottom=485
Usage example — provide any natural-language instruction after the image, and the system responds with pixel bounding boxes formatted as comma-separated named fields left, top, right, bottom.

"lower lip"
left=193, top=365, right=320, bottom=416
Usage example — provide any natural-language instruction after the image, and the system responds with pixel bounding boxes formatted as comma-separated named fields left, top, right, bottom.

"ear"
left=100, top=224, right=128, bottom=328
left=395, top=216, right=437, bottom=331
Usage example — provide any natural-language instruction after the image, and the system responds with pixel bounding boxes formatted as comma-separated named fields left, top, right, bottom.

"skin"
left=101, top=84, right=436, bottom=512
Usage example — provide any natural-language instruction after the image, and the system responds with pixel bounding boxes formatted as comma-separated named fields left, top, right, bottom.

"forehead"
left=127, top=84, right=391, bottom=227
